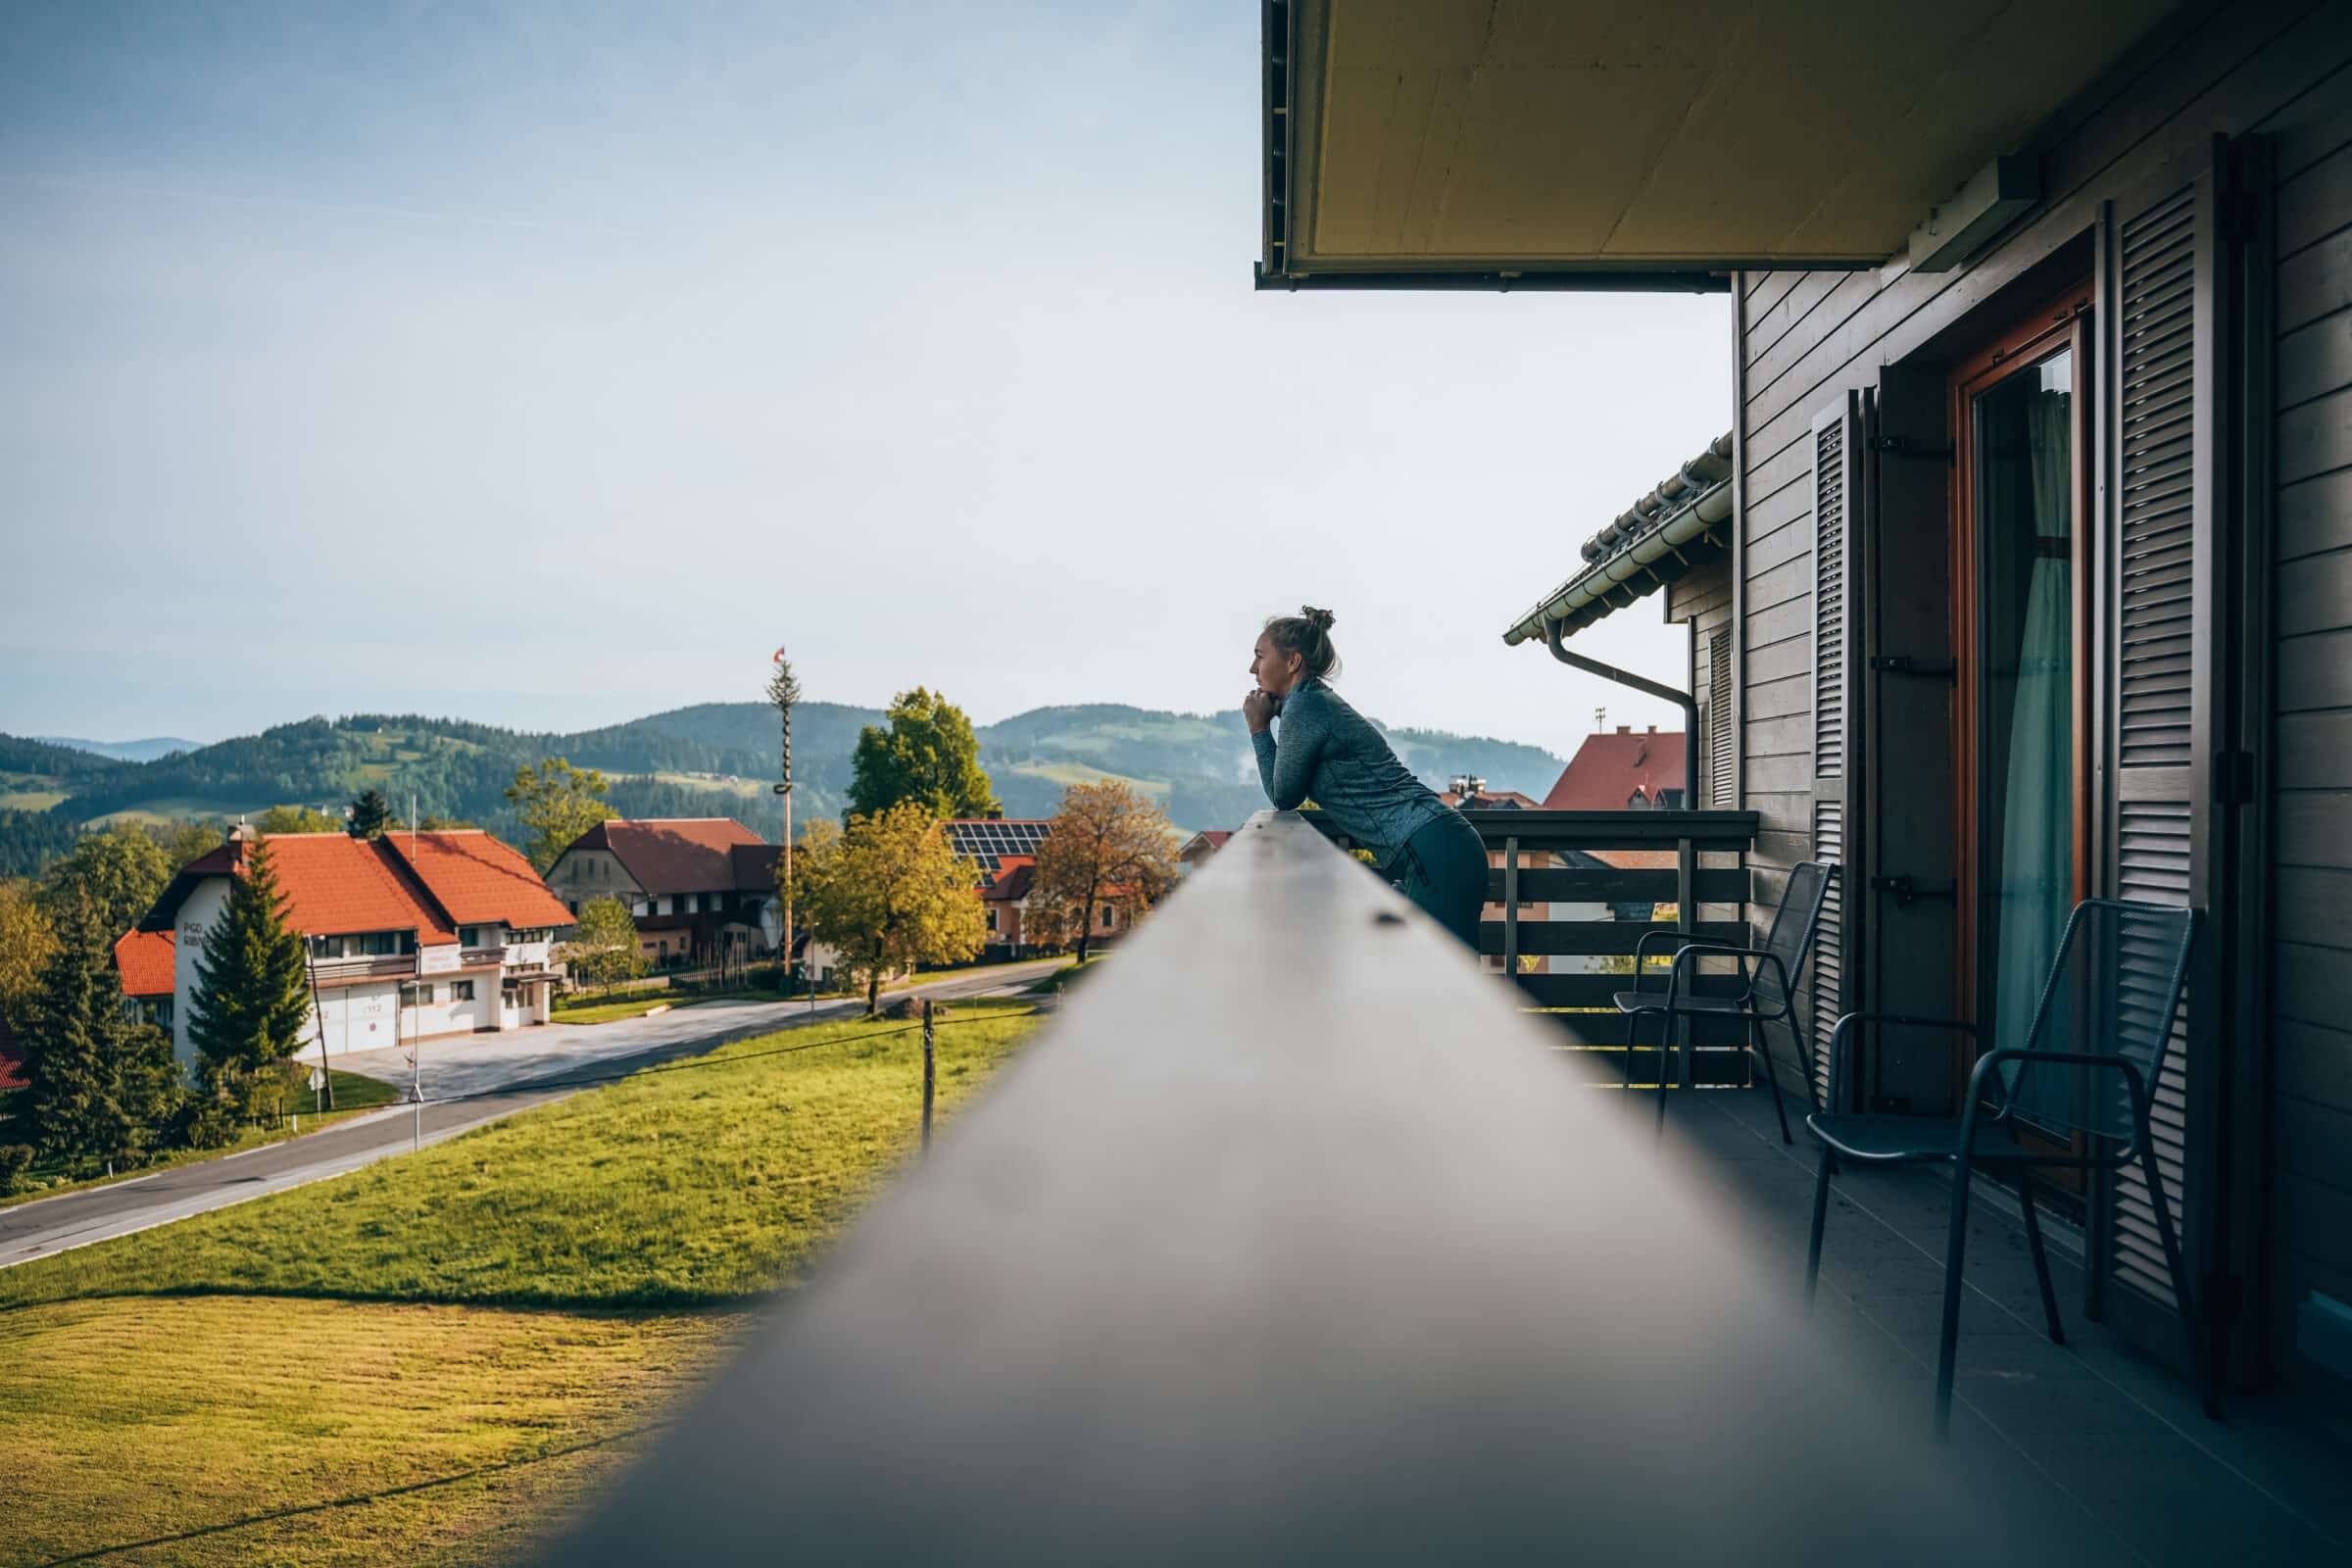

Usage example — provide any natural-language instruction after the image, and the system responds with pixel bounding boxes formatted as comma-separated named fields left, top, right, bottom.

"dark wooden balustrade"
left=1313, top=807, right=1760, bottom=1086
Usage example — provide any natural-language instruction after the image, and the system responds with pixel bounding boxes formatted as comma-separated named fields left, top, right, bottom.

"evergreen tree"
left=847, top=688, right=1001, bottom=821
left=348, top=788, right=392, bottom=839
left=185, top=839, right=313, bottom=1117
left=20, top=890, right=178, bottom=1168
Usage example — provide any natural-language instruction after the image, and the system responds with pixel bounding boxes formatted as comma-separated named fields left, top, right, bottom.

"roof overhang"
left=1260, top=0, right=2188, bottom=291
left=1503, top=432, right=1734, bottom=646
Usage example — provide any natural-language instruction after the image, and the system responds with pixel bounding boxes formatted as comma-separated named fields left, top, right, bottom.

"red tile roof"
left=384, top=831, right=573, bottom=930
left=0, top=1014, right=23, bottom=1092
left=564, top=818, right=767, bottom=896
left=115, top=930, right=176, bottom=998
left=1540, top=729, right=1689, bottom=811
left=982, top=858, right=1036, bottom=902
left=140, top=833, right=458, bottom=946
left=728, top=843, right=783, bottom=892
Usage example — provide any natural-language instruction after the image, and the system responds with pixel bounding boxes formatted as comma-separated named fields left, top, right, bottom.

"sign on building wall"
left=416, top=945, right=463, bottom=976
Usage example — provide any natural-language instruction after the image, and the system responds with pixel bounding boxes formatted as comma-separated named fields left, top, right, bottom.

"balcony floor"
left=1650, top=1080, right=2352, bottom=1565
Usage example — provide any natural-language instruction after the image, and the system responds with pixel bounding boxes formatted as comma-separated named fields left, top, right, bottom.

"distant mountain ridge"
left=0, top=700, right=1565, bottom=876
left=34, top=736, right=203, bottom=763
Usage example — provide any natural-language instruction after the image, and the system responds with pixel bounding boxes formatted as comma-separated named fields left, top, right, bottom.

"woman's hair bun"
left=1300, top=605, right=1336, bottom=632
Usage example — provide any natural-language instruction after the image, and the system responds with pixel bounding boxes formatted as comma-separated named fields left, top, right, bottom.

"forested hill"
left=0, top=701, right=1565, bottom=876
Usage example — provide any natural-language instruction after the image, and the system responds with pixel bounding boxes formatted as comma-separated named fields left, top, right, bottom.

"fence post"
left=921, top=999, right=936, bottom=1153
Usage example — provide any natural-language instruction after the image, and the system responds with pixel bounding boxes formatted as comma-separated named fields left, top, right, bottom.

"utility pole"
left=921, top=998, right=936, bottom=1153
left=768, top=647, right=801, bottom=999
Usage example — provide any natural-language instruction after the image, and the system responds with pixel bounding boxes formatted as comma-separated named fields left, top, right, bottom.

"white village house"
left=128, top=825, right=573, bottom=1069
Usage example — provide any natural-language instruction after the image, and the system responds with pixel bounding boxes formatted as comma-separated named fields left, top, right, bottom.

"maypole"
left=767, top=648, right=801, bottom=996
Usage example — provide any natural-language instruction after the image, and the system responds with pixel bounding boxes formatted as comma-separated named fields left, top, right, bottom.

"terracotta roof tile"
left=115, top=929, right=176, bottom=998
left=1540, top=730, right=1689, bottom=811
left=384, top=831, right=573, bottom=929
left=139, top=833, right=459, bottom=946
left=565, top=818, right=766, bottom=897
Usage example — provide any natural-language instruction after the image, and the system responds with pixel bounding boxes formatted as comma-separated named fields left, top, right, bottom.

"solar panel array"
left=944, top=819, right=1054, bottom=875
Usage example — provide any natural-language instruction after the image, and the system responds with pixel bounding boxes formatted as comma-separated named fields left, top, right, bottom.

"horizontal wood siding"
left=1733, top=0, right=2352, bottom=1389
left=2268, top=62, right=2352, bottom=1390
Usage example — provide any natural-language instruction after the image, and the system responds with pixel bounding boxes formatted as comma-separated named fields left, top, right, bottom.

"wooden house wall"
left=1728, top=0, right=2351, bottom=1387
left=2268, top=70, right=2352, bottom=1394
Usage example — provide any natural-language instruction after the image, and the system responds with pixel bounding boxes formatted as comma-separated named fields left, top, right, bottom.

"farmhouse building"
left=1259, top=0, right=2352, bottom=1406
left=135, top=827, right=571, bottom=1067
left=544, top=817, right=782, bottom=969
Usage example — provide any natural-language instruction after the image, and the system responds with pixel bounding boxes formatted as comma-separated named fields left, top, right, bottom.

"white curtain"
left=1991, top=384, right=2074, bottom=1118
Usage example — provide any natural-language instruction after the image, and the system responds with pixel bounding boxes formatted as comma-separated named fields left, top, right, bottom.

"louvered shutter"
left=1707, top=630, right=1736, bottom=808
left=2093, top=142, right=2230, bottom=1365
left=1808, top=393, right=1862, bottom=1112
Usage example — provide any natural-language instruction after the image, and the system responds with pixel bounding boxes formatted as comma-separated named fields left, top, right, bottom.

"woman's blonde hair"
left=1263, top=606, right=1341, bottom=681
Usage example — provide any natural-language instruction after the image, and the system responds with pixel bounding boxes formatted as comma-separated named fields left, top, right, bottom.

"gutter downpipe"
left=1544, top=615, right=1699, bottom=811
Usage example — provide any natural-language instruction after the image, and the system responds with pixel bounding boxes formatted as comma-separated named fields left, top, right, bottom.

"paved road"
left=0, top=961, right=1063, bottom=1270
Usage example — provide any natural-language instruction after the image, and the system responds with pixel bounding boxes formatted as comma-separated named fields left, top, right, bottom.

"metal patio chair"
left=1614, top=860, right=1836, bottom=1144
left=1803, top=898, right=2210, bottom=1439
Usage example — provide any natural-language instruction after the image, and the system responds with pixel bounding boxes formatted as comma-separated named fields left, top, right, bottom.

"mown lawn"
left=0, top=999, right=1042, bottom=1566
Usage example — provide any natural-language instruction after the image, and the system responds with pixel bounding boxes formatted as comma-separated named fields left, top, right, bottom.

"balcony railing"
left=303, top=953, right=416, bottom=984
left=1312, top=807, right=1759, bottom=1086
left=548, top=809, right=1988, bottom=1562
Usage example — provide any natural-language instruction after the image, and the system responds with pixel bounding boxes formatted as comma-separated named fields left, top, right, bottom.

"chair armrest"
left=1631, top=929, right=1707, bottom=996
left=1963, top=1049, right=2154, bottom=1152
left=1668, top=943, right=1789, bottom=1014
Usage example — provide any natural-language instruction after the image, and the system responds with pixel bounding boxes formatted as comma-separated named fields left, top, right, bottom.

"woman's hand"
left=1243, top=688, right=1281, bottom=734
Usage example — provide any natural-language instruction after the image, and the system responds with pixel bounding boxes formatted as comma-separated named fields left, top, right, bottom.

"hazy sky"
left=0, top=2, right=1726, bottom=760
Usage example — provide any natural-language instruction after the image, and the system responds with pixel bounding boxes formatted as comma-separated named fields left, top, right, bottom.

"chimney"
left=1647, top=724, right=1657, bottom=734
left=1615, top=725, right=1631, bottom=735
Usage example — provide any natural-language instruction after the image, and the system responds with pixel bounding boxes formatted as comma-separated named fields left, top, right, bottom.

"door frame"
left=1946, top=281, right=2095, bottom=1103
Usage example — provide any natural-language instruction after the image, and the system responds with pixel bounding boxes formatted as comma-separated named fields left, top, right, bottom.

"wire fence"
left=386, top=1003, right=1049, bottom=1115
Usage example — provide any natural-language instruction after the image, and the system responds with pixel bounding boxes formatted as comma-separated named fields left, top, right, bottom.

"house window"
left=401, top=982, right=437, bottom=1007
left=658, top=897, right=673, bottom=916
left=451, top=980, right=475, bottom=1002
left=1100, top=905, right=1113, bottom=930
left=986, top=907, right=1000, bottom=931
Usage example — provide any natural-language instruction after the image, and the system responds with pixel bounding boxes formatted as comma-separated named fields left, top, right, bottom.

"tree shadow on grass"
left=30, top=1420, right=671, bottom=1565
left=0, top=1280, right=787, bottom=1321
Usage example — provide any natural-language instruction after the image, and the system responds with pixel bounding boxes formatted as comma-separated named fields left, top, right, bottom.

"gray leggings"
left=1386, top=810, right=1490, bottom=952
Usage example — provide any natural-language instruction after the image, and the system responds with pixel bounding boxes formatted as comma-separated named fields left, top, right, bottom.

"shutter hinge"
left=1869, top=655, right=1957, bottom=681
left=1869, top=874, right=1957, bottom=907
left=1866, top=435, right=1955, bottom=463
left=2218, top=749, right=2258, bottom=806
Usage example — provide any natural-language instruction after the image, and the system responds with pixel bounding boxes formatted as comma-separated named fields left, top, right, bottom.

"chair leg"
left=1754, top=1016, right=1792, bottom=1145
left=1655, top=1011, right=1679, bottom=1140
left=1624, top=1007, right=1639, bottom=1094
left=1806, top=1146, right=1836, bottom=1310
left=1935, top=1155, right=1975, bottom=1443
left=2140, top=1141, right=2221, bottom=1422
left=2018, top=1172, right=2066, bottom=1347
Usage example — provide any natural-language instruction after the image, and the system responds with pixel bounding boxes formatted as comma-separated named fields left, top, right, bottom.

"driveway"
left=0, top=960, right=1063, bottom=1270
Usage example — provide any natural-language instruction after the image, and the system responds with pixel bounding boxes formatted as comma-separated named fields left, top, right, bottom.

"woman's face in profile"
left=1250, top=632, right=1300, bottom=698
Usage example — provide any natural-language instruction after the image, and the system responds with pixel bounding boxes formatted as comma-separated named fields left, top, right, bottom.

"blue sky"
left=0, top=2, right=1725, bottom=759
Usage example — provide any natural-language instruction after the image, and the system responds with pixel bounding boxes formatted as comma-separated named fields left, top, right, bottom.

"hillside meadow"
left=0, top=999, right=1044, bottom=1567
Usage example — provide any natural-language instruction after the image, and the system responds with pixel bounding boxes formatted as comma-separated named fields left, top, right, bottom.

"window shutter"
left=1808, top=392, right=1862, bottom=1111
left=2094, top=140, right=2231, bottom=1366
left=1707, top=630, right=1736, bottom=808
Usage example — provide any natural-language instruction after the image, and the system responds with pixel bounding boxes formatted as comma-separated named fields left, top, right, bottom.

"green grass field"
left=1007, top=760, right=1169, bottom=798
left=0, top=1000, right=1042, bottom=1566
left=0, top=1068, right=402, bottom=1212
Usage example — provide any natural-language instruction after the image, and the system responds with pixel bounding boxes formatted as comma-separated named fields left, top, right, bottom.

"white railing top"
left=551, top=810, right=1984, bottom=1561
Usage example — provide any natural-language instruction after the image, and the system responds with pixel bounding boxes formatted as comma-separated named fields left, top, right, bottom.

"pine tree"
left=348, top=788, right=392, bottom=839
left=185, top=838, right=314, bottom=1117
left=21, top=890, right=179, bottom=1169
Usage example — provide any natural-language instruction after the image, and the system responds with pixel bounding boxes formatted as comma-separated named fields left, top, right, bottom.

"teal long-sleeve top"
left=1250, top=675, right=1450, bottom=867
